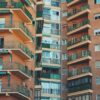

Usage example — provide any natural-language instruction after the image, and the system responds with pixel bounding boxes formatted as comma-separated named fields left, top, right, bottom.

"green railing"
left=67, top=4, right=89, bottom=17
left=35, top=62, right=42, bottom=68
left=0, top=22, right=32, bottom=40
left=67, top=34, right=90, bottom=47
left=1, top=61, right=32, bottom=77
left=68, top=83, right=92, bottom=93
left=68, top=50, right=91, bottom=61
left=42, top=43, right=60, bottom=50
left=36, top=20, right=44, bottom=34
left=35, top=79, right=41, bottom=85
left=66, top=0, right=85, bottom=3
left=22, top=0, right=31, bottom=6
left=4, top=41, right=33, bottom=59
left=68, top=66, right=91, bottom=77
left=66, top=0, right=73, bottom=3
left=24, top=8, right=33, bottom=20
left=42, top=58, right=61, bottom=64
left=67, top=19, right=90, bottom=32
left=36, top=12, right=43, bottom=17
left=42, top=73, right=61, bottom=79
left=1, top=84, right=30, bottom=97
left=0, top=2, right=33, bottom=21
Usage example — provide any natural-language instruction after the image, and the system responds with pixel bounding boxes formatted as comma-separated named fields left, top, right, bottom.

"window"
left=96, top=77, right=100, bottom=85
left=0, top=18, right=5, bottom=28
left=62, top=53, right=67, bottom=60
left=95, top=44, right=100, bottom=51
left=94, top=29, right=100, bottom=36
left=62, top=39, right=67, bottom=45
left=0, top=79, right=2, bottom=92
left=0, top=38, right=4, bottom=48
left=96, top=95, right=100, bottom=100
left=95, top=14, right=100, bottom=20
left=95, top=0, right=100, bottom=4
left=0, top=58, right=3, bottom=70
left=95, top=61, right=100, bottom=68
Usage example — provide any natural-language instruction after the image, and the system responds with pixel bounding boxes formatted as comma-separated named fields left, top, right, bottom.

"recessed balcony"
left=42, top=43, right=60, bottom=51
left=41, top=73, right=61, bottom=80
left=35, top=75, right=41, bottom=88
left=36, top=20, right=44, bottom=35
left=67, top=34, right=91, bottom=50
left=4, top=41, right=33, bottom=60
left=0, top=61, right=32, bottom=80
left=68, top=66, right=92, bottom=80
left=0, top=22, right=32, bottom=42
left=35, top=62, right=42, bottom=71
left=67, top=50, right=91, bottom=65
left=0, top=2, right=33, bottom=23
left=43, top=29, right=60, bottom=38
left=67, top=4, right=90, bottom=21
left=36, top=4, right=43, bottom=19
left=67, top=19, right=91, bottom=35
left=42, top=58, right=61, bottom=67
left=1, top=84, right=30, bottom=100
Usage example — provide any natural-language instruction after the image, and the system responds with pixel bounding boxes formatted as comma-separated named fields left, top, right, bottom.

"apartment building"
left=35, top=0, right=61, bottom=100
left=66, top=0, right=100, bottom=100
left=0, top=0, right=35, bottom=100
left=61, top=1, right=67, bottom=100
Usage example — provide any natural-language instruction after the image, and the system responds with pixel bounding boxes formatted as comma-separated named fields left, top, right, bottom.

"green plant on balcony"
left=68, top=50, right=91, bottom=61
left=68, top=19, right=90, bottom=32
left=81, top=50, right=91, bottom=57
left=67, top=4, right=89, bottom=17
left=68, top=34, right=90, bottom=47
left=17, top=85, right=30, bottom=97
left=19, top=43, right=33, bottom=59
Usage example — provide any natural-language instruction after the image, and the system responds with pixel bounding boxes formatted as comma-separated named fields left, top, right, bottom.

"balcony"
left=67, top=34, right=91, bottom=50
left=43, top=29, right=60, bottom=37
left=36, top=0, right=44, bottom=5
left=67, top=0, right=81, bottom=7
left=0, top=61, right=32, bottom=80
left=36, top=4, right=43, bottom=19
left=36, top=20, right=44, bottom=34
left=1, top=84, right=30, bottom=100
left=42, top=43, right=60, bottom=51
left=0, top=22, right=32, bottom=42
left=51, top=1, right=60, bottom=7
left=68, top=84, right=92, bottom=93
left=67, top=19, right=91, bottom=35
left=42, top=58, right=61, bottom=67
left=35, top=72, right=41, bottom=88
left=41, top=89, right=61, bottom=96
left=4, top=41, right=33, bottom=60
left=36, top=11, right=43, bottom=18
left=68, top=66, right=92, bottom=80
left=67, top=4, right=90, bottom=21
left=67, top=76, right=92, bottom=95
left=41, top=73, right=61, bottom=80
left=67, top=50, right=91, bottom=65
left=0, top=2, right=33, bottom=23
left=67, top=89, right=93, bottom=96
left=35, top=62, right=42, bottom=71
left=21, top=0, right=31, bottom=6
left=43, top=14, right=60, bottom=23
